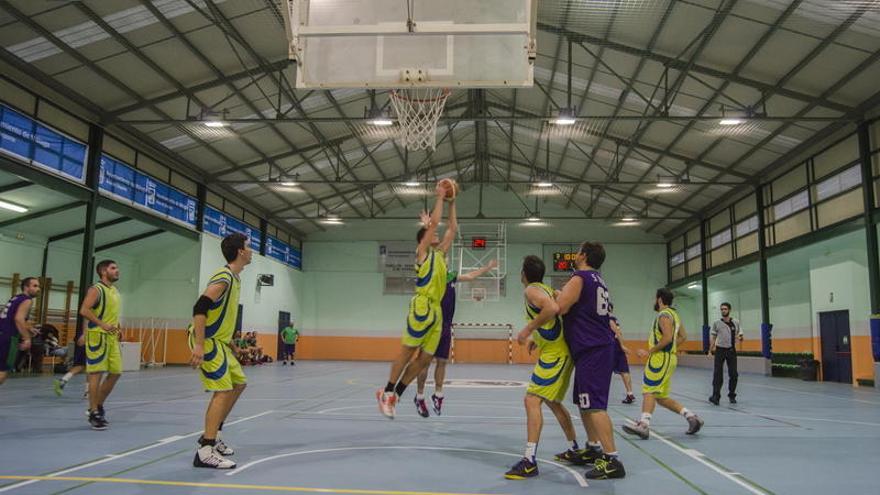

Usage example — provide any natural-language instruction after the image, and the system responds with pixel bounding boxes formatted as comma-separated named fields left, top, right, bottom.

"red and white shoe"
left=376, top=389, right=397, bottom=419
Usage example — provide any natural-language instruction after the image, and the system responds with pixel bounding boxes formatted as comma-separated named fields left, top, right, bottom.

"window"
left=735, top=215, right=758, bottom=237
left=773, top=190, right=809, bottom=221
left=816, top=165, right=861, bottom=201
left=686, top=243, right=701, bottom=260
left=710, top=229, right=732, bottom=249
left=670, top=251, right=685, bottom=267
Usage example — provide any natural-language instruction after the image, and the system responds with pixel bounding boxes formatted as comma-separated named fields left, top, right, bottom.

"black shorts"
left=73, top=343, right=86, bottom=367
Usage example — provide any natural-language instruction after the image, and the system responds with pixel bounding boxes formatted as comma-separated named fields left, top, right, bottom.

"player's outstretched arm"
left=417, top=185, right=446, bottom=262
left=517, top=286, right=559, bottom=345
left=439, top=199, right=457, bottom=253
left=555, top=275, right=583, bottom=315
left=458, top=259, right=498, bottom=282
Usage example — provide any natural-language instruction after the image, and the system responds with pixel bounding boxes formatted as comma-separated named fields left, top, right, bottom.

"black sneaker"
left=622, top=394, right=636, bottom=404
left=585, top=455, right=626, bottom=479
left=88, top=412, right=108, bottom=431
left=504, top=457, right=538, bottom=480
left=97, top=405, right=109, bottom=424
left=575, top=446, right=603, bottom=466
left=553, top=448, right=579, bottom=463
left=709, top=396, right=720, bottom=406
left=282, top=361, right=287, bottom=366
left=729, top=396, right=737, bottom=404
left=686, top=415, right=704, bottom=435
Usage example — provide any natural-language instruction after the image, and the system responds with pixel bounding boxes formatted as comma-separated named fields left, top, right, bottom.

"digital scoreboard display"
left=471, top=237, right=487, bottom=249
left=553, top=252, right=577, bottom=272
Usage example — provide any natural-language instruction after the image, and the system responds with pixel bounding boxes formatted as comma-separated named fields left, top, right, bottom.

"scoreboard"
left=553, top=252, right=578, bottom=272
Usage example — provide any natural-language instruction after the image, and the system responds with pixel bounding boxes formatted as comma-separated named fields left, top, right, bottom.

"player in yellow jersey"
left=189, top=233, right=251, bottom=469
left=505, top=255, right=578, bottom=479
left=622, top=288, right=703, bottom=440
left=79, top=260, right=122, bottom=431
left=377, top=181, right=457, bottom=419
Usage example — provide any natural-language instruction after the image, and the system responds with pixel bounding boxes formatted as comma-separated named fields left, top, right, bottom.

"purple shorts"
left=572, top=344, right=614, bottom=411
left=73, top=343, right=86, bottom=367
left=612, top=342, right=630, bottom=374
left=0, top=332, right=12, bottom=372
left=434, top=324, right=452, bottom=360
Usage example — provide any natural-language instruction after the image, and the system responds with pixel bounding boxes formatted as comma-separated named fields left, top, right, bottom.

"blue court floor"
left=0, top=361, right=877, bottom=495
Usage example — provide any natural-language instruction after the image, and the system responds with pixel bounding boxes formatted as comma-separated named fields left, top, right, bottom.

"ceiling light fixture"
left=535, top=181, right=554, bottom=188
left=656, top=181, right=675, bottom=189
left=620, top=216, right=639, bottom=223
left=366, top=107, right=394, bottom=126
left=719, top=118, right=745, bottom=126
left=404, top=181, right=421, bottom=187
left=0, top=199, right=28, bottom=213
left=279, top=181, right=299, bottom=187
left=687, top=283, right=701, bottom=290
left=551, top=107, right=577, bottom=126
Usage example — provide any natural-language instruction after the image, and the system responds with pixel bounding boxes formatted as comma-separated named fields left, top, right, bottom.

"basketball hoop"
left=389, top=87, right=450, bottom=151
left=471, top=287, right=487, bottom=307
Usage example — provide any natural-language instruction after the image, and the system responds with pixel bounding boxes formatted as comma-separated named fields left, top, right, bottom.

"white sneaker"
left=215, top=438, right=234, bottom=456
left=193, top=445, right=236, bottom=469
left=375, top=388, right=397, bottom=419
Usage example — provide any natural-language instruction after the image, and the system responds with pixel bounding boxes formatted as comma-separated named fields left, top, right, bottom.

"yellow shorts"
left=526, top=350, right=573, bottom=403
left=401, top=294, right=442, bottom=355
left=86, top=329, right=122, bottom=374
left=642, top=352, right=677, bottom=398
left=189, top=335, right=247, bottom=392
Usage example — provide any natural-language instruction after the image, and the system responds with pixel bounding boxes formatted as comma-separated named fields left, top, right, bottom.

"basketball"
left=438, top=178, right=459, bottom=199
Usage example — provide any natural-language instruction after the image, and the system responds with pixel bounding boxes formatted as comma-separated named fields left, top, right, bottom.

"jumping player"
left=504, top=256, right=578, bottom=479
left=622, top=288, right=703, bottom=440
left=414, top=257, right=497, bottom=417
left=377, top=181, right=456, bottom=419
left=0, top=277, right=40, bottom=386
left=556, top=242, right=626, bottom=480
left=80, top=260, right=123, bottom=430
left=189, top=233, right=252, bottom=469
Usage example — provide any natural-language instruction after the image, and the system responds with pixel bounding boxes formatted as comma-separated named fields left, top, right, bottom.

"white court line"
left=620, top=418, right=770, bottom=495
left=746, top=383, right=880, bottom=405
left=0, top=410, right=276, bottom=493
left=228, top=446, right=588, bottom=487
left=310, top=412, right=524, bottom=420
left=314, top=404, right=524, bottom=414
left=767, top=414, right=880, bottom=427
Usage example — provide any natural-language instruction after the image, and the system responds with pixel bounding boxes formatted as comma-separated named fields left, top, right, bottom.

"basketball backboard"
left=282, top=0, right=537, bottom=88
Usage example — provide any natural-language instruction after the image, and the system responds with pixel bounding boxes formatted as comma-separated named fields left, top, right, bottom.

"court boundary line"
left=0, top=410, right=276, bottom=493
left=0, top=476, right=510, bottom=495
left=617, top=417, right=774, bottom=495
left=227, top=446, right=589, bottom=487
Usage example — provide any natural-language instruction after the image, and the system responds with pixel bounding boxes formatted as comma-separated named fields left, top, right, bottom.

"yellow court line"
left=0, top=476, right=505, bottom=495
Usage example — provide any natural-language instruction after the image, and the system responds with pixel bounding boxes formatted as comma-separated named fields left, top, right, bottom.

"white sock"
left=434, top=391, right=443, bottom=398
left=640, top=412, right=652, bottom=426
left=61, top=372, right=73, bottom=382
left=605, top=451, right=619, bottom=458
left=524, top=442, right=537, bottom=462
left=588, top=441, right=601, bottom=451
left=416, top=393, right=425, bottom=400
left=680, top=408, right=695, bottom=419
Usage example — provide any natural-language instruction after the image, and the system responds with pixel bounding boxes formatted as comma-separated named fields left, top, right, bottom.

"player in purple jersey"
left=609, top=305, right=636, bottom=404
left=557, top=241, right=626, bottom=480
left=0, top=277, right=40, bottom=385
left=414, top=259, right=497, bottom=417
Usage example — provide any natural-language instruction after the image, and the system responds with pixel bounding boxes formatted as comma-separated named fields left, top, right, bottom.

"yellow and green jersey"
left=87, top=282, right=120, bottom=331
left=414, top=247, right=447, bottom=303
left=650, top=307, right=681, bottom=354
left=201, top=265, right=241, bottom=343
left=525, top=282, right=567, bottom=354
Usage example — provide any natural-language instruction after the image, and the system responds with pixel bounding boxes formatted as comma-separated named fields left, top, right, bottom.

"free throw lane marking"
left=229, top=446, right=588, bottom=487
left=0, top=476, right=507, bottom=495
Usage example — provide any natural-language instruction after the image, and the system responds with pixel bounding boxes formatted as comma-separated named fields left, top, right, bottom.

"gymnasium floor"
left=0, top=362, right=877, bottom=495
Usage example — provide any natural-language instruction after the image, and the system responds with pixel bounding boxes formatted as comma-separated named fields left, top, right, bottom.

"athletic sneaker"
left=729, top=396, right=737, bottom=404
left=622, top=421, right=650, bottom=440
left=193, top=445, right=236, bottom=469
left=88, top=411, right=108, bottom=431
left=504, top=458, right=538, bottom=479
left=97, top=405, right=108, bottom=425
left=686, top=415, right=704, bottom=435
left=215, top=439, right=234, bottom=456
left=53, top=379, right=64, bottom=396
left=431, top=394, right=443, bottom=415
left=585, top=455, right=626, bottom=479
left=576, top=446, right=603, bottom=465
left=553, top=448, right=580, bottom=463
left=622, top=394, right=636, bottom=404
left=708, top=396, right=720, bottom=406
left=376, top=389, right=397, bottom=419
left=282, top=361, right=287, bottom=366
left=414, top=396, right=429, bottom=418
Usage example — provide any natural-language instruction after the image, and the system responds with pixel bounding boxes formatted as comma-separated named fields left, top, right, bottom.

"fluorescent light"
left=719, top=118, right=744, bottom=126
left=656, top=182, right=675, bottom=188
left=535, top=181, right=554, bottom=188
left=551, top=107, right=577, bottom=125
left=621, top=216, right=638, bottom=223
left=687, top=283, right=701, bottom=290
left=204, top=120, right=227, bottom=128
left=526, top=215, right=541, bottom=222
left=0, top=199, right=28, bottom=213
left=404, top=181, right=421, bottom=187
left=279, top=181, right=299, bottom=187
left=370, top=118, right=394, bottom=126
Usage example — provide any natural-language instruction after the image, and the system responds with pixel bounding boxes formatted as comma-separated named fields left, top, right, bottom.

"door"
left=277, top=311, right=291, bottom=359
left=818, top=310, right=852, bottom=384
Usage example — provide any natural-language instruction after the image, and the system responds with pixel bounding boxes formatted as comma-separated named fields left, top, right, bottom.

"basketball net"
left=390, top=87, right=450, bottom=151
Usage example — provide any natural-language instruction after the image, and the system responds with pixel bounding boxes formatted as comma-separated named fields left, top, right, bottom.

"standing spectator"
left=709, top=302, right=743, bottom=405
left=280, top=322, right=299, bottom=366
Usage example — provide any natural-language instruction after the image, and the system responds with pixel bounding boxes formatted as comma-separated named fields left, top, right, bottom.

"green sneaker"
left=53, top=379, right=64, bottom=397
left=585, top=455, right=626, bottom=480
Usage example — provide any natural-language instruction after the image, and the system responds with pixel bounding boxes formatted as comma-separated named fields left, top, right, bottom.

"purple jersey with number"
left=0, top=294, right=31, bottom=337
left=563, top=269, right=615, bottom=356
